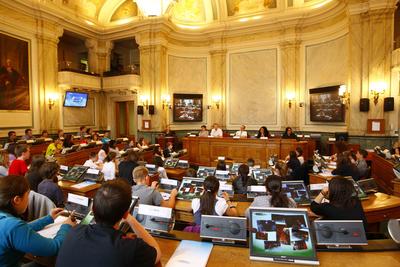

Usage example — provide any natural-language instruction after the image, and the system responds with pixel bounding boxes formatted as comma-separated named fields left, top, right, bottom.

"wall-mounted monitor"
left=63, top=91, right=89, bottom=108
left=173, top=93, right=203, bottom=122
left=309, top=85, right=344, bottom=122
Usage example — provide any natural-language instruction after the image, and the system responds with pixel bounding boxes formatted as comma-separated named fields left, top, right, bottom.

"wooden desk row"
left=370, top=153, right=398, bottom=195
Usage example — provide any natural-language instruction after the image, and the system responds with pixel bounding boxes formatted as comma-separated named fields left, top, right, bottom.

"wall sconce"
left=162, top=95, right=171, bottom=110
left=370, top=82, right=386, bottom=105
left=338, top=85, right=350, bottom=106
left=212, top=95, right=221, bottom=109
left=140, top=95, right=150, bottom=109
left=47, top=93, right=58, bottom=110
left=286, top=92, right=295, bottom=108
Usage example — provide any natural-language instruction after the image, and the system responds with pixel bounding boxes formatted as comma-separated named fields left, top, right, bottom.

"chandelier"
left=135, top=0, right=175, bottom=17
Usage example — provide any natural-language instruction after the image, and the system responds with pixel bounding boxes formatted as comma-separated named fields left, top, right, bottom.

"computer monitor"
left=343, top=177, right=368, bottom=199
left=313, top=220, right=367, bottom=246
left=253, top=169, right=273, bottom=185
left=197, top=166, right=216, bottom=178
left=145, top=164, right=157, bottom=175
left=132, top=204, right=174, bottom=233
left=247, top=185, right=267, bottom=199
left=64, top=193, right=92, bottom=220
left=218, top=181, right=233, bottom=197
left=59, top=165, right=69, bottom=176
left=356, top=178, right=378, bottom=194
left=308, top=183, right=328, bottom=200
left=177, top=177, right=205, bottom=200
left=281, top=181, right=311, bottom=205
left=200, top=215, right=247, bottom=242
left=248, top=207, right=319, bottom=265
left=62, top=166, right=89, bottom=182
left=159, top=178, right=180, bottom=192
left=215, top=170, right=230, bottom=181
left=176, top=160, right=189, bottom=169
left=82, top=168, right=103, bottom=183
left=164, top=158, right=179, bottom=168
left=230, top=163, right=243, bottom=175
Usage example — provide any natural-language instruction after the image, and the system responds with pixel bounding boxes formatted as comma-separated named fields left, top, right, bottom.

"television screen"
left=281, top=181, right=311, bottom=205
left=63, top=91, right=89, bottom=108
left=309, top=85, right=344, bottom=122
left=177, top=177, right=204, bottom=200
left=173, top=94, right=203, bottom=122
left=249, top=207, right=319, bottom=265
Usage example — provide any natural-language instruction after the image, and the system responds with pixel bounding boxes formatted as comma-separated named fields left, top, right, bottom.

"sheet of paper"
left=70, top=181, right=96, bottom=189
left=372, top=121, right=380, bottom=131
left=67, top=193, right=89, bottom=206
left=310, top=183, right=329, bottom=191
left=166, top=240, right=213, bottom=267
left=37, top=216, right=76, bottom=239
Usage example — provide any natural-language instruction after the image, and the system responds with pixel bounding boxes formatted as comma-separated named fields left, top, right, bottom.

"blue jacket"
left=0, top=211, right=71, bottom=267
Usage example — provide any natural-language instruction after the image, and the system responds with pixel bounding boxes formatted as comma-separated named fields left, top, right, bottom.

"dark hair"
left=29, top=155, right=45, bottom=173
left=39, top=162, right=60, bottom=183
left=328, top=177, right=357, bottom=208
left=265, top=175, right=290, bottom=208
left=238, top=164, right=250, bottom=185
left=154, top=155, right=164, bottom=168
left=138, top=138, right=144, bottom=145
left=25, top=128, right=32, bottom=135
left=92, top=133, right=98, bottom=141
left=41, top=130, right=48, bottom=136
left=358, top=149, right=368, bottom=158
left=285, top=127, right=292, bottom=135
left=349, top=151, right=356, bottom=161
left=80, top=126, right=85, bottom=131
left=201, top=125, right=206, bottom=129
left=93, top=179, right=131, bottom=226
left=126, top=150, right=139, bottom=162
left=287, top=151, right=301, bottom=171
left=200, top=176, right=220, bottom=215
left=257, top=126, right=269, bottom=138
left=105, top=151, right=117, bottom=163
left=295, top=147, right=303, bottom=157
left=336, top=152, right=352, bottom=169
left=0, top=175, right=30, bottom=216
left=109, top=140, right=116, bottom=149
left=15, top=144, right=28, bottom=157
left=216, top=160, right=226, bottom=171
left=86, top=128, right=92, bottom=134
left=185, top=168, right=197, bottom=178
left=247, top=158, right=255, bottom=167
left=8, top=131, right=16, bottom=138
left=63, top=134, right=73, bottom=148
left=89, top=152, right=97, bottom=159
left=101, top=143, right=110, bottom=154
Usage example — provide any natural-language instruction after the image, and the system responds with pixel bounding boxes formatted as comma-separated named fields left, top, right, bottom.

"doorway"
left=115, top=101, right=135, bottom=138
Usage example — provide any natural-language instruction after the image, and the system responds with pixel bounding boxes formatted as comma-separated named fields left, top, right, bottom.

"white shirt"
left=157, top=167, right=168, bottom=179
left=235, top=130, right=248, bottom=138
left=98, top=149, right=107, bottom=163
left=84, top=159, right=98, bottom=169
left=191, top=196, right=228, bottom=216
left=210, top=128, right=223, bottom=137
left=102, top=161, right=116, bottom=181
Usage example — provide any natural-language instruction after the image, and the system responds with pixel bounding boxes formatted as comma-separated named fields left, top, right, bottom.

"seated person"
left=210, top=123, right=223, bottom=137
left=27, top=155, right=46, bottom=192
left=76, top=126, right=86, bottom=137
left=55, top=179, right=160, bottom=267
left=0, top=154, right=8, bottom=177
left=216, top=159, right=227, bottom=171
left=282, top=127, right=297, bottom=139
left=163, top=142, right=174, bottom=158
left=356, top=149, right=369, bottom=178
left=330, top=140, right=348, bottom=162
left=285, top=147, right=304, bottom=165
left=198, top=125, right=209, bottom=137
left=92, top=133, right=99, bottom=142
left=164, top=125, right=176, bottom=137
left=310, top=177, right=367, bottom=230
left=154, top=156, right=168, bottom=179
left=246, top=175, right=297, bottom=216
left=102, top=152, right=117, bottom=181
left=187, top=176, right=237, bottom=233
left=232, top=164, right=257, bottom=194
left=84, top=152, right=102, bottom=170
left=136, top=137, right=148, bottom=149
left=38, top=162, right=64, bottom=207
left=131, top=166, right=177, bottom=208
left=62, top=134, right=74, bottom=148
left=153, top=145, right=164, bottom=160
left=57, top=129, right=65, bottom=140
left=8, top=144, right=30, bottom=176
left=101, top=132, right=111, bottom=144
left=41, top=130, right=49, bottom=138
left=45, top=139, right=63, bottom=157
left=247, top=158, right=255, bottom=167
left=118, top=150, right=139, bottom=186
left=234, top=125, right=248, bottom=138
left=21, top=128, right=35, bottom=141
left=332, top=152, right=360, bottom=181
left=98, top=143, right=110, bottom=163
left=256, top=126, right=270, bottom=138
left=391, top=141, right=400, bottom=156
left=86, top=127, right=93, bottom=137
left=108, top=140, right=120, bottom=157
left=286, top=151, right=302, bottom=180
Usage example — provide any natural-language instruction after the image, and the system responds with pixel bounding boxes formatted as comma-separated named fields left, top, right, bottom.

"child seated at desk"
left=0, top=175, right=75, bottom=267
left=8, top=144, right=29, bottom=177
left=101, top=152, right=117, bottom=181
left=38, top=162, right=64, bottom=207
left=356, top=149, right=369, bottom=178
left=232, top=164, right=257, bottom=194
left=83, top=152, right=102, bottom=170
left=131, top=166, right=178, bottom=208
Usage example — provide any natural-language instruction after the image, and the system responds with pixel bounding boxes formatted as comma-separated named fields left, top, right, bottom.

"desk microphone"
left=149, top=217, right=174, bottom=226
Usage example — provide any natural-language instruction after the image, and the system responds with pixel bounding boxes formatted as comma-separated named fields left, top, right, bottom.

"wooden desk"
left=393, top=180, right=400, bottom=197
left=156, top=237, right=400, bottom=267
left=327, top=141, right=360, bottom=156
left=182, top=137, right=308, bottom=167
left=55, top=146, right=101, bottom=166
left=156, top=135, right=176, bottom=149
left=166, top=168, right=187, bottom=180
left=58, top=180, right=101, bottom=199
left=28, top=142, right=51, bottom=156
left=371, top=153, right=397, bottom=194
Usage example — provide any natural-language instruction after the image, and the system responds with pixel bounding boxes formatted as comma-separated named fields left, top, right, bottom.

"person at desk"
left=41, top=130, right=49, bottom=138
left=5, top=131, right=17, bottom=163
left=63, top=134, right=74, bottom=148
left=136, top=137, right=148, bottom=150
left=199, top=125, right=209, bottom=137
left=118, top=150, right=139, bottom=186
left=57, top=129, right=65, bottom=140
left=256, top=126, right=270, bottom=138
left=154, top=156, right=168, bottom=179
left=234, top=125, right=248, bottom=138
left=164, top=125, right=176, bottom=137
left=285, top=147, right=304, bottom=165
left=163, top=142, right=174, bottom=158
left=86, top=127, right=93, bottom=137
left=84, top=152, right=102, bottom=170
left=310, top=177, right=367, bottom=230
left=332, top=152, right=360, bottom=181
left=233, top=164, right=257, bottom=194
left=391, top=141, right=400, bottom=156
left=45, top=139, right=63, bottom=157
left=55, top=179, right=160, bottom=267
left=27, top=155, right=45, bottom=192
left=6, top=130, right=17, bottom=144
left=38, top=162, right=64, bottom=207
left=286, top=151, right=302, bottom=180
left=0, top=175, right=75, bottom=267
left=216, top=159, right=227, bottom=171
left=132, top=166, right=178, bottom=208
left=21, top=128, right=35, bottom=141
left=102, top=152, right=117, bottom=181
left=98, top=143, right=110, bottom=164
left=8, top=144, right=29, bottom=176
left=109, top=140, right=120, bottom=157
left=101, top=131, right=111, bottom=144
left=76, top=126, right=86, bottom=138
left=210, top=123, right=223, bottom=137
left=330, top=140, right=348, bottom=162
left=356, top=149, right=369, bottom=178
left=282, top=127, right=297, bottom=139
left=92, top=133, right=99, bottom=142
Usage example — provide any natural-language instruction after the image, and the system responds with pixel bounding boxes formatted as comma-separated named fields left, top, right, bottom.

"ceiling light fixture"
left=135, top=0, right=175, bottom=17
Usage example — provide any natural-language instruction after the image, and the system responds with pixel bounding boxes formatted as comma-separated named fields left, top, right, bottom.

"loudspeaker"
left=384, top=97, right=394, bottom=112
left=149, top=105, right=155, bottom=115
left=137, top=105, right=144, bottom=115
left=359, top=98, right=370, bottom=112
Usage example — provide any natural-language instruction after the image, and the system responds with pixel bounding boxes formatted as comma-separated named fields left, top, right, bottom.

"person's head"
left=39, top=162, right=60, bottom=183
left=86, top=128, right=92, bottom=135
left=58, top=129, right=64, bottom=138
left=104, top=132, right=110, bottom=137
left=336, top=152, right=352, bottom=168
left=109, top=140, right=116, bottom=149
left=200, top=176, right=220, bottom=215
left=393, top=141, right=400, bottom=148
left=8, top=131, right=16, bottom=141
left=327, top=177, right=357, bottom=208
left=89, top=151, right=98, bottom=161
left=133, top=166, right=149, bottom=185
left=25, top=128, right=32, bottom=137
left=15, top=144, right=30, bottom=160
left=126, top=150, right=139, bottom=163
left=201, top=125, right=207, bottom=131
left=138, top=137, right=145, bottom=145
left=80, top=126, right=86, bottom=132
left=213, top=123, right=219, bottom=130
left=101, top=143, right=110, bottom=153
left=166, top=142, right=173, bottom=150
left=265, top=175, right=289, bottom=208
left=41, top=130, right=48, bottom=138
left=289, top=151, right=297, bottom=160
left=295, top=147, right=303, bottom=157
left=247, top=158, right=255, bottom=167
left=240, top=125, right=246, bottom=131
left=216, top=159, right=226, bottom=171
left=259, top=127, right=265, bottom=134
left=29, top=154, right=45, bottom=173
left=92, top=133, right=99, bottom=141
left=105, top=151, right=117, bottom=163
left=154, top=156, right=164, bottom=168
left=356, top=149, right=368, bottom=160
left=0, top=175, right=30, bottom=216
left=238, top=164, right=250, bottom=184
left=93, top=179, right=132, bottom=226
left=185, top=168, right=197, bottom=178
left=54, top=138, right=63, bottom=146
left=285, top=127, right=292, bottom=135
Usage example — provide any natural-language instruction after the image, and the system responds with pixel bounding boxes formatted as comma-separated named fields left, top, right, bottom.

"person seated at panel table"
left=119, top=150, right=139, bottom=186
left=163, top=142, right=174, bottom=158
left=246, top=175, right=297, bottom=217
left=234, top=125, right=248, bottom=138
left=210, top=123, right=223, bottom=137
left=84, top=152, right=102, bottom=170
left=92, top=133, right=99, bottom=142
left=27, top=154, right=46, bottom=192
left=21, top=128, right=35, bottom=141
left=131, top=166, right=178, bottom=208
left=153, top=145, right=164, bottom=161
left=185, top=176, right=238, bottom=233
left=282, top=127, right=297, bottom=139
left=310, top=177, right=367, bottom=230
left=45, top=139, right=63, bottom=158
left=76, top=126, right=86, bottom=138
left=0, top=175, right=76, bottom=267
left=355, top=149, right=369, bottom=178
left=285, top=151, right=302, bottom=180
left=109, top=140, right=120, bottom=157
left=63, top=134, right=74, bottom=148
left=247, top=158, right=255, bottom=168
left=164, top=125, right=176, bottom=137
left=256, top=126, right=270, bottom=138
left=8, top=144, right=30, bottom=176
left=86, top=127, right=93, bottom=137
left=5, top=131, right=17, bottom=163
left=233, top=164, right=257, bottom=194
left=38, top=162, right=64, bottom=207
left=332, top=152, right=360, bottom=181
left=102, top=152, right=118, bottom=181
left=198, top=125, right=209, bottom=137
left=55, top=179, right=161, bottom=267
left=41, top=130, right=49, bottom=139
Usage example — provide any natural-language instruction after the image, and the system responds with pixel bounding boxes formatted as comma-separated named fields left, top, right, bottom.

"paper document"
left=37, top=216, right=72, bottom=239
left=166, top=240, right=213, bottom=267
left=71, top=181, right=96, bottom=189
left=372, top=121, right=380, bottom=131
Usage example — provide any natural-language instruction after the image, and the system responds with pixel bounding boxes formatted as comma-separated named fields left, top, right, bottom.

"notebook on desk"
left=166, top=240, right=213, bottom=267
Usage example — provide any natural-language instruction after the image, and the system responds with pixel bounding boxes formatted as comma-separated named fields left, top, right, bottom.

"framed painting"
left=309, top=85, right=345, bottom=122
left=0, top=32, right=30, bottom=110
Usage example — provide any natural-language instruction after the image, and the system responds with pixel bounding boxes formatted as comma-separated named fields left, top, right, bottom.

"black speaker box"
left=384, top=97, right=394, bottom=112
left=149, top=105, right=155, bottom=115
left=137, top=105, right=144, bottom=115
left=359, top=98, right=370, bottom=112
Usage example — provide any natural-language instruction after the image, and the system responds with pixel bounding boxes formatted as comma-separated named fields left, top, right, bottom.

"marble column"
left=85, top=38, right=99, bottom=74
left=209, top=49, right=226, bottom=128
left=97, top=40, right=113, bottom=74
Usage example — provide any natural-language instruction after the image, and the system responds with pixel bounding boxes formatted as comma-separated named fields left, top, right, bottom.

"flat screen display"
left=281, top=181, right=311, bottom=205
left=173, top=94, right=203, bottom=122
left=63, top=91, right=89, bottom=108
left=249, top=207, right=319, bottom=265
left=177, top=177, right=205, bottom=200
